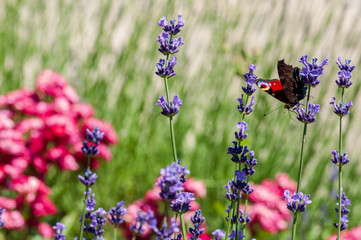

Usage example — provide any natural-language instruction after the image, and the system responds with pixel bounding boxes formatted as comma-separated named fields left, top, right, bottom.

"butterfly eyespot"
left=256, top=81, right=270, bottom=91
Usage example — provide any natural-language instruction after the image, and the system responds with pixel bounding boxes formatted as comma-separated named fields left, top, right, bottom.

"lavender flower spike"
left=156, top=32, right=184, bottom=55
left=155, top=57, right=178, bottom=79
left=0, top=207, right=5, bottom=228
left=86, top=127, right=104, bottom=143
left=242, top=64, right=257, bottom=95
left=335, top=57, right=356, bottom=88
left=53, top=222, right=66, bottom=240
left=293, top=103, right=320, bottom=124
left=170, top=192, right=195, bottom=213
left=78, top=169, right=98, bottom=187
left=158, top=15, right=185, bottom=35
left=156, top=95, right=183, bottom=118
left=232, top=170, right=248, bottom=190
left=283, top=190, right=312, bottom=213
left=108, top=201, right=127, bottom=225
left=237, top=95, right=256, bottom=115
left=299, top=55, right=328, bottom=87
left=212, top=229, right=225, bottom=240
left=331, top=150, right=350, bottom=166
left=150, top=218, right=180, bottom=240
left=334, top=191, right=351, bottom=230
left=228, top=230, right=245, bottom=240
left=130, top=211, right=154, bottom=235
left=235, top=121, right=248, bottom=141
left=330, top=97, right=353, bottom=117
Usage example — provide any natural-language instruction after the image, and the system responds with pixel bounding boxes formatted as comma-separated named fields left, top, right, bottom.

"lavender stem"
left=79, top=155, right=91, bottom=240
left=337, top=87, right=344, bottom=240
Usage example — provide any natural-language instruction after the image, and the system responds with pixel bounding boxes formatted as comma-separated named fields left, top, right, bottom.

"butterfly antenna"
left=264, top=105, right=284, bottom=117
left=287, top=109, right=297, bottom=122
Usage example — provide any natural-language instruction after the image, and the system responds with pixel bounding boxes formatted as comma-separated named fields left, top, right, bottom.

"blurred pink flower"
left=327, top=226, right=361, bottom=240
left=38, top=222, right=54, bottom=238
left=2, top=210, right=25, bottom=229
left=183, top=177, right=207, bottom=198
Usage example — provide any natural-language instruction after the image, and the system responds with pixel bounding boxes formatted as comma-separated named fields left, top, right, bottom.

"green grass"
left=1, top=0, right=361, bottom=239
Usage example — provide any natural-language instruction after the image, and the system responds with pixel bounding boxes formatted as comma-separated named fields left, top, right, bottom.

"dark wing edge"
left=277, top=60, right=299, bottom=106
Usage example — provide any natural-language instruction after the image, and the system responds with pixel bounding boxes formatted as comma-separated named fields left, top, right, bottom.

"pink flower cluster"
left=327, top=226, right=361, bottom=240
left=0, top=70, right=117, bottom=237
left=245, top=173, right=297, bottom=235
left=122, top=177, right=209, bottom=239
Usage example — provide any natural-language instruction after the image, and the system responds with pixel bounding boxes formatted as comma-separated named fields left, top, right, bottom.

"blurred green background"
left=1, top=0, right=361, bottom=239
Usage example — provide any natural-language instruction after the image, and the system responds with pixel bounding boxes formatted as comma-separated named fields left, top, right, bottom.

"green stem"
left=174, top=213, right=179, bottom=240
left=337, top=88, right=345, bottom=240
left=114, top=223, right=118, bottom=240
left=163, top=201, right=169, bottom=225
left=235, top=189, right=241, bottom=239
left=180, top=213, right=187, bottom=240
left=170, top=117, right=178, bottom=162
left=225, top=201, right=235, bottom=240
left=292, top=213, right=298, bottom=240
left=79, top=155, right=91, bottom=240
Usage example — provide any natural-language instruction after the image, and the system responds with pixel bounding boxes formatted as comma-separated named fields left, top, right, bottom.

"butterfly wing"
left=277, top=60, right=307, bottom=107
left=256, top=79, right=290, bottom=104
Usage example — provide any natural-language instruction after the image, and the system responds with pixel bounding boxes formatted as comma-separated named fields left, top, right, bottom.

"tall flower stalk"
left=289, top=55, right=328, bottom=240
left=330, top=57, right=355, bottom=239
left=155, top=15, right=187, bottom=239
left=224, top=65, right=257, bottom=240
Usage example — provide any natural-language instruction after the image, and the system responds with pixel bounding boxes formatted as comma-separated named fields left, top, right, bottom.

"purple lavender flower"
left=81, top=140, right=100, bottom=156
left=53, top=222, right=66, bottom=240
left=242, top=150, right=257, bottom=177
left=158, top=15, right=185, bottom=35
left=191, top=210, right=205, bottom=225
left=331, top=150, right=350, bottom=166
left=155, top=57, right=178, bottom=79
left=224, top=181, right=239, bottom=201
left=156, top=32, right=184, bottom=55
left=225, top=205, right=237, bottom=224
left=149, top=217, right=180, bottom=240
left=335, top=57, right=356, bottom=88
left=0, top=208, right=5, bottom=228
left=130, top=210, right=154, bottom=235
left=78, top=169, right=98, bottom=187
left=238, top=209, right=251, bottom=224
left=227, top=141, right=249, bottom=164
left=86, top=127, right=104, bottom=143
left=241, top=184, right=254, bottom=195
left=244, top=64, right=257, bottom=86
left=156, top=95, right=183, bottom=118
left=157, top=160, right=190, bottom=201
left=237, top=95, right=256, bottom=115
left=188, top=210, right=205, bottom=240
left=232, top=170, right=248, bottom=190
left=299, top=55, right=328, bottom=87
left=334, top=191, right=351, bottom=230
left=212, top=229, right=225, bottom=240
left=83, top=208, right=107, bottom=238
left=84, top=188, right=96, bottom=212
left=228, top=230, right=245, bottom=240
left=293, top=103, right=320, bottom=124
left=235, top=121, right=248, bottom=141
left=330, top=97, right=353, bottom=117
left=170, top=192, right=195, bottom=213
left=283, top=190, right=312, bottom=213
left=108, top=201, right=127, bottom=225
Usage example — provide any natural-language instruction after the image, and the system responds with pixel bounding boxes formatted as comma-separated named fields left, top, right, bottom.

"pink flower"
left=73, top=103, right=94, bottom=119
left=327, top=226, right=361, bottom=240
left=183, top=178, right=207, bottom=198
left=59, top=154, right=79, bottom=171
left=2, top=210, right=25, bottom=229
left=0, top=114, right=15, bottom=130
left=0, top=196, right=17, bottom=209
left=31, top=196, right=57, bottom=217
left=36, top=70, right=68, bottom=98
left=38, top=222, right=54, bottom=238
left=275, top=173, right=297, bottom=192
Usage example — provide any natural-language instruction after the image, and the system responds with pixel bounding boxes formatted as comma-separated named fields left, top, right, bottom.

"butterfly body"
left=256, top=60, right=307, bottom=109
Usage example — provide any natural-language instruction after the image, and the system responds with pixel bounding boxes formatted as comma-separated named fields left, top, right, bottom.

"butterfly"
left=256, top=60, right=307, bottom=109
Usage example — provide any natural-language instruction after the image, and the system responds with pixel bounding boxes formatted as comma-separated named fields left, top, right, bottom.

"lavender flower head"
left=82, top=127, right=103, bottom=156
left=130, top=210, right=154, bottom=235
left=293, top=103, right=320, bottom=124
left=330, top=97, right=353, bottom=117
left=299, top=55, right=328, bottom=87
left=232, top=170, right=248, bottom=190
left=170, top=192, right=195, bottom=213
left=84, top=208, right=107, bottom=239
left=155, top=57, right=178, bottom=79
left=224, top=181, right=239, bottom=201
left=0, top=208, right=5, bottom=228
left=53, top=222, right=66, bottom=240
left=225, top=205, right=237, bottom=224
left=227, top=141, right=249, bottom=164
left=335, top=57, right=356, bottom=88
left=191, top=210, right=205, bottom=225
left=86, top=127, right=104, bottom=143
left=235, top=121, right=248, bottom=141
left=189, top=210, right=205, bottom=240
left=242, top=64, right=257, bottom=95
left=157, top=160, right=190, bottom=201
left=238, top=209, right=251, bottom=224
left=228, top=230, right=245, bottom=240
left=157, top=32, right=184, bottom=55
left=334, top=191, right=351, bottom=230
left=158, top=15, right=185, bottom=35
left=283, top=190, right=312, bottom=213
left=149, top=217, right=180, bottom=240
left=212, top=229, right=225, bottom=240
left=78, top=169, right=98, bottom=187
left=156, top=95, right=183, bottom=118
left=331, top=150, right=350, bottom=166
left=237, top=95, right=256, bottom=115
left=108, top=201, right=127, bottom=225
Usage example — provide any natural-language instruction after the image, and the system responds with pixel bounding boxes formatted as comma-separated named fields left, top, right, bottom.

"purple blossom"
left=227, top=141, right=249, bottom=164
left=130, top=211, right=154, bottom=235
left=158, top=15, right=185, bottom=35
left=299, top=55, right=328, bottom=87
left=150, top=217, right=180, bottom=240
left=293, top=103, right=320, bottom=124
left=157, top=160, right=189, bottom=201
left=84, top=188, right=96, bottom=212
left=83, top=208, right=107, bottom=239
left=242, top=150, right=257, bottom=177
left=283, top=190, right=312, bottom=213
left=330, top=97, right=353, bottom=117
left=191, top=210, right=205, bottom=225
left=224, top=181, right=239, bottom=201
left=0, top=208, right=5, bottom=228
left=241, top=184, right=254, bottom=195
left=212, top=229, right=225, bottom=240
left=78, top=169, right=98, bottom=187
left=235, top=121, right=248, bottom=141
left=225, top=205, right=237, bottom=224
left=244, top=64, right=257, bottom=86
left=238, top=209, right=251, bottom=224
left=237, top=95, right=256, bottom=115
left=156, top=95, right=183, bottom=118
left=86, top=127, right=104, bottom=143
left=170, top=192, right=195, bottom=213
left=155, top=57, right=178, bottom=79
left=334, top=191, right=351, bottom=231
left=108, top=201, right=127, bottom=225
left=81, top=140, right=100, bottom=156
left=156, top=32, right=184, bottom=55
left=331, top=150, right=350, bottom=166
left=228, top=230, right=245, bottom=240
left=189, top=210, right=205, bottom=240
left=53, top=222, right=66, bottom=240
left=232, top=170, right=248, bottom=190
left=335, top=57, right=356, bottom=88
